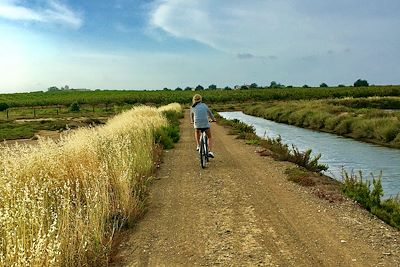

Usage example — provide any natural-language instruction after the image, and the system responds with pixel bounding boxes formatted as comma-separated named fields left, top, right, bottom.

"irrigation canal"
left=219, top=111, right=400, bottom=198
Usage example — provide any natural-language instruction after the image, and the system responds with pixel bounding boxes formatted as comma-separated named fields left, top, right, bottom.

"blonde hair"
left=192, top=94, right=202, bottom=104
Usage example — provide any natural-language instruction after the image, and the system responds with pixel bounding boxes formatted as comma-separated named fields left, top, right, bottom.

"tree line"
left=162, top=79, right=371, bottom=91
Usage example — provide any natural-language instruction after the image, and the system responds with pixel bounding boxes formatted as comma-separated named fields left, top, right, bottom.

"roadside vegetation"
left=0, top=103, right=182, bottom=266
left=342, top=171, right=400, bottom=229
left=242, top=97, right=400, bottom=148
left=215, top=114, right=327, bottom=173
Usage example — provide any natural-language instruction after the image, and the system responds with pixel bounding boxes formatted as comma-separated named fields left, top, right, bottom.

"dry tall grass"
left=0, top=104, right=181, bottom=267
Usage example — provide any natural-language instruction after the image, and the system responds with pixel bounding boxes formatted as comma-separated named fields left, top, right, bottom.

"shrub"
left=289, top=146, right=328, bottom=173
left=0, top=102, right=9, bottom=111
left=341, top=170, right=400, bottom=229
left=154, top=126, right=176, bottom=149
left=155, top=108, right=183, bottom=149
left=342, top=171, right=374, bottom=210
left=69, top=102, right=80, bottom=112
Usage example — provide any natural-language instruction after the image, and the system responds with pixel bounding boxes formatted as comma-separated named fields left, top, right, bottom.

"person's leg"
left=205, top=129, right=212, bottom=151
left=194, top=129, right=200, bottom=148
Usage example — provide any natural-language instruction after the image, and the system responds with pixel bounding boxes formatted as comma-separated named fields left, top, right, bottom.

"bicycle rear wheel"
left=199, top=135, right=206, bottom=168
left=204, top=135, right=209, bottom=162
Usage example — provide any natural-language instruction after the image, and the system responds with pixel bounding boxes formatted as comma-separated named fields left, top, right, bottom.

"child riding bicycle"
left=190, top=94, right=216, bottom=158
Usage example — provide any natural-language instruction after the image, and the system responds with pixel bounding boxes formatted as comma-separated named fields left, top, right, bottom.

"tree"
left=195, top=85, right=204, bottom=91
left=208, top=84, right=217, bottom=90
left=354, top=79, right=369, bottom=87
left=47, top=86, right=60, bottom=92
left=240, top=85, right=249, bottom=90
left=338, top=84, right=346, bottom=87
left=250, top=83, right=258, bottom=89
left=163, top=87, right=171, bottom=91
left=0, top=103, right=9, bottom=112
left=175, top=87, right=183, bottom=91
left=224, top=86, right=232, bottom=90
left=320, top=83, right=328, bottom=88
left=302, top=84, right=310, bottom=88
left=184, top=87, right=192, bottom=91
left=269, top=81, right=283, bottom=88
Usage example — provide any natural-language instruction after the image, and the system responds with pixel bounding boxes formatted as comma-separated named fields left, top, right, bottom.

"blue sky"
left=0, top=0, right=399, bottom=93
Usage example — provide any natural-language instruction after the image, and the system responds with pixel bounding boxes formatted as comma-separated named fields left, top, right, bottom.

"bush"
left=155, top=110, right=182, bottom=149
left=289, top=146, right=328, bottom=173
left=341, top=170, right=400, bottom=229
left=154, top=126, right=176, bottom=149
left=69, top=102, right=80, bottom=112
left=0, top=103, right=9, bottom=111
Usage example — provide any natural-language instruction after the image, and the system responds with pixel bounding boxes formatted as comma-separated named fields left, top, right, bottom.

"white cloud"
left=0, top=0, right=83, bottom=28
left=149, top=0, right=400, bottom=61
left=149, top=0, right=314, bottom=57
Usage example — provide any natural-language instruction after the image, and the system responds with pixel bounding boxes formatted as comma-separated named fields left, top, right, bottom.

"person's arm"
left=190, top=108, right=194, bottom=124
left=207, top=106, right=216, bottom=122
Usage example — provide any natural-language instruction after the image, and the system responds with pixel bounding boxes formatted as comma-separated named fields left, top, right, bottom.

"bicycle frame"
left=199, top=130, right=209, bottom=169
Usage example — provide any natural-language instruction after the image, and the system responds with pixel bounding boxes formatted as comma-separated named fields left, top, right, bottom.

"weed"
left=285, top=167, right=316, bottom=186
left=341, top=170, right=400, bottom=229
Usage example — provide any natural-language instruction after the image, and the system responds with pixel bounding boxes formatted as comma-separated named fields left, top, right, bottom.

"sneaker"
left=196, top=145, right=200, bottom=151
left=208, top=151, right=215, bottom=158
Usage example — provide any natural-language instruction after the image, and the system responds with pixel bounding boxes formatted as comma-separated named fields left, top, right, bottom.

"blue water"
left=219, top=111, right=400, bottom=197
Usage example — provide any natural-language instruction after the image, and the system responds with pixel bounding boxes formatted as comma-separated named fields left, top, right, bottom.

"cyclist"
left=190, top=94, right=216, bottom=158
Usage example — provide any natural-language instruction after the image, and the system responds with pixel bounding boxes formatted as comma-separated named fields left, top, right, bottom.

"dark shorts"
left=196, top=127, right=210, bottom=132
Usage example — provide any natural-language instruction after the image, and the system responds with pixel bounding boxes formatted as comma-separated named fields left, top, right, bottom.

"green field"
left=1, top=86, right=400, bottom=142
left=1, top=86, right=400, bottom=108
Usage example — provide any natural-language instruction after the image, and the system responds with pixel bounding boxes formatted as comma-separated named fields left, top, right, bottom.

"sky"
left=0, top=0, right=399, bottom=93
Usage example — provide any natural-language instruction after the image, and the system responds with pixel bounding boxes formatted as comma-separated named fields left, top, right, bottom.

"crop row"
left=1, top=86, right=400, bottom=108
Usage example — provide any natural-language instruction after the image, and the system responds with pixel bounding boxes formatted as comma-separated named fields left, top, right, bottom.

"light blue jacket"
left=190, top=102, right=215, bottom=129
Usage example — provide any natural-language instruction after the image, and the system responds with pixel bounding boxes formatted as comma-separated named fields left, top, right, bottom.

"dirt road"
left=111, top=111, right=399, bottom=266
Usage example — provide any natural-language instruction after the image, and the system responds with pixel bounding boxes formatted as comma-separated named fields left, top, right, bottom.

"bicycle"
left=198, top=120, right=215, bottom=169
left=199, top=128, right=209, bottom=169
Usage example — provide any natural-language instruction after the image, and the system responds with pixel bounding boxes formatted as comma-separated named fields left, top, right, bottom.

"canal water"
left=219, top=111, right=400, bottom=197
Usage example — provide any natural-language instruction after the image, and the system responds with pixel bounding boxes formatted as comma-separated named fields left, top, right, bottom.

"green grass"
left=0, top=120, right=68, bottom=140
left=0, top=105, right=117, bottom=120
left=154, top=110, right=183, bottom=149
